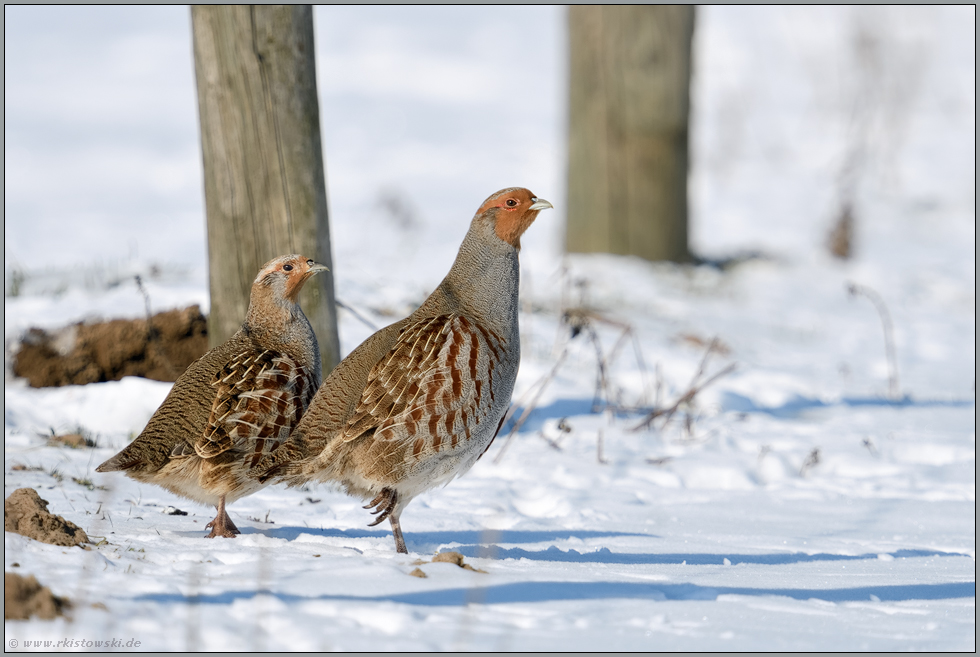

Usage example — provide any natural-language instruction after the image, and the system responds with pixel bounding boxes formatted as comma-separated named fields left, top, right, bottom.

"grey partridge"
left=96, top=255, right=327, bottom=538
left=251, top=188, right=553, bottom=553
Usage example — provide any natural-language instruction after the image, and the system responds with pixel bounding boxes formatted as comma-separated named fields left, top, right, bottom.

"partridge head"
left=251, top=188, right=553, bottom=553
left=96, top=255, right=327, bottom=538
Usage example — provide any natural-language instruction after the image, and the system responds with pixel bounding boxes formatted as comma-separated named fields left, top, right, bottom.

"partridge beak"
left=529, top=198, right=554, bottom=211
left=307, top=262, right=330, bottom=275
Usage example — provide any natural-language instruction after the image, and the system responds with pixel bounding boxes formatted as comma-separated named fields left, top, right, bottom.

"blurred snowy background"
left=4, top=6, right=975, bottom=651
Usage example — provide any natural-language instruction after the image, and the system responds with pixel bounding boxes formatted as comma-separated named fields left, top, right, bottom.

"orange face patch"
left=476, top=188, right=540, bottom=248
left=283, top=258, right=315, bottom=301
left=495, top=212, right=538, bottom=248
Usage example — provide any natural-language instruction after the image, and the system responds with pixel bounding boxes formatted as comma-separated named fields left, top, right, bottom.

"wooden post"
left=191, top=5, right=340, bottom=374
left=566, top=5, right=694, bottom=262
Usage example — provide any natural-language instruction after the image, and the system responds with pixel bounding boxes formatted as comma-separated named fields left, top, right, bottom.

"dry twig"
left=632, top=353, right=736, bottom=433
left=800, top=448, right=821, bottom=476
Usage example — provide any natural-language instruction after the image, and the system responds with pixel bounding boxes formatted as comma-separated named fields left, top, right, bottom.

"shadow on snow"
left=136, top=579, right=975, bottom=607
left=236, top=526, right=655, bottom=544
left=718, top=392, right=974, bottom=418
left=446, top=545, right=972, bottom=566
left=505, top=394, right=976, bottom=430
left=232, top=528, right=968, bottom=569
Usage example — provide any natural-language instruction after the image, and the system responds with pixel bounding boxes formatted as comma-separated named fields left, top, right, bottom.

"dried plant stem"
left=800, top=448, right=821, bottom=477
left=335, top=298, right=379, bottom=332
left=563, top=307, right=655, bottom=413
left=585, top=325, right=610, bottom=412
left=607, top=325, right=655, bottom=407
left=493, top=348, right=569, bottom=464
left=632, top=360, right=736, bottom=432
left=134, top=275, right=153, bottom=327
left=847, top=282, right=900, bottom=399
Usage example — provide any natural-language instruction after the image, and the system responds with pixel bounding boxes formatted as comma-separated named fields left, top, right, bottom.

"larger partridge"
left=251, top=188, right=552, bottom=553
left=96, top=255, right=327, bottom=538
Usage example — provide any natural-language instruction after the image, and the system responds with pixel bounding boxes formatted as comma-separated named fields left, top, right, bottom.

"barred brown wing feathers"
left=194, top=348, right=315, bottom=469
left=343, top=315, right=447, bottom=441
left=342, top=314, right=506, bottom=462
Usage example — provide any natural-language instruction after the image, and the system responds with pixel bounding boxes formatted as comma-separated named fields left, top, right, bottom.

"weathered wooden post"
left=566, top=5, right=695, bottom=262
left=191, top=4, right=340, bottom=373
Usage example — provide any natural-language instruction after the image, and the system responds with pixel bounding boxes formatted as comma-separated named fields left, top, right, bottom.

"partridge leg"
left=389, top=511, right=408, bottom=554
left=221, top=504, right=241, bottom=535
left=364, top=488, right=407, bottom=553
left=205, top=495, right=240, bottom=538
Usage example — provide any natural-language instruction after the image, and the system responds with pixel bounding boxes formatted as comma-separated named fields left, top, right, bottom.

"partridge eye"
left=506, top=199, right=518, bottom=207
left=283, top=264, right=293, bottom=272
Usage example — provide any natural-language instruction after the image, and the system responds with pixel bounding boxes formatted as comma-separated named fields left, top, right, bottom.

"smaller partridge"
left=251, top=188, right=552, bottom=553
left=96, top=255, right=327, bottom=538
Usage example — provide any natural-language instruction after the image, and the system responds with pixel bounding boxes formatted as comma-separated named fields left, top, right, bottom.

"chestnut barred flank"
left=196, top=349, right=314, bottom=469
left=342, top=314, right=505, bottom=467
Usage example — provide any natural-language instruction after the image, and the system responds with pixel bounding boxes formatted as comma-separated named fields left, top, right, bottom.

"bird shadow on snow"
left=134, top=537, right=974, bottom=607
left=237, top=525, right=653, bottom=546
left=447, top=545, right=972, bottom=566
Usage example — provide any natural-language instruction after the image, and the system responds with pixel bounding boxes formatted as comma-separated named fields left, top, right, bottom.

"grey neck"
left=433, top=220, right=520, bottom=339
left=243, top=302, right=321, bottom=382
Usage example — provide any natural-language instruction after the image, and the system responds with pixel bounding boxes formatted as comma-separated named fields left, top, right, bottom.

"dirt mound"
left=4, top=488, right=89, bottom=547
left=12, top=305, right=208, bottom=387
left=4, top=572, right=71, bottom=620
left=430, top=551, right=486, bottom=572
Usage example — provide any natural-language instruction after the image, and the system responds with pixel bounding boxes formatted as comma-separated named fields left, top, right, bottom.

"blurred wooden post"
left=566, top=5, right=694, bottom=262
left=191, top=4, right=340, bottom=373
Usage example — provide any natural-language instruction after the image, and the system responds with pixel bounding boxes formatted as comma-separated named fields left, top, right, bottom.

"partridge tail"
left=95, top=447, right=142, bottom=473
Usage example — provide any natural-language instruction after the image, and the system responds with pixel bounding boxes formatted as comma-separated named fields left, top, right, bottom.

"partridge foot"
left=205, top=498, right=241, bottom=538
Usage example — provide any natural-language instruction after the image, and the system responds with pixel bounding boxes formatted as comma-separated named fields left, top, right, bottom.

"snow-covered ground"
left=4, top=6, right=975, bottom=651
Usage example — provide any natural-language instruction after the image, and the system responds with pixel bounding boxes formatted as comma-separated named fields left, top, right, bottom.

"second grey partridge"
left=251, top=188, right=552, bottom=553
left=96, top=255, right=327, bottom=538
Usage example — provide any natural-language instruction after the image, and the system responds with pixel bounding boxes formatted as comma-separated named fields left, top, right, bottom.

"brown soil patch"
left=4, top=572, right=71, bottom=620
left=4, top=488, right=89, bottom=547
left=431, top=551, right=486, bottom=573
left=13, top=305, right=208, bottom=387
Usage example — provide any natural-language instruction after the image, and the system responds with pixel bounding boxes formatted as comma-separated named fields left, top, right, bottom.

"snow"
left=4, top=5, right=975, bottom=652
